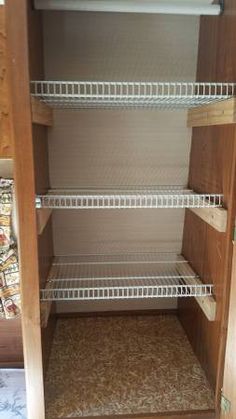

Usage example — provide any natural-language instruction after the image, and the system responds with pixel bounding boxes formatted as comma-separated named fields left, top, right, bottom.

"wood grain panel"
left=179, top=1, right=236, bottom=410
left=188, top=125, right=235, bottom=206
left=29, top=10, right=56, bottom=378
left=0, top=5, right=13, bottom=158
left=0, top=317, right=23, bottom=367
left=180, top=131, right=236, bottom=391
left=31, top=97, right=53, bottom=126
left=32, top=123, right=54, bottom=289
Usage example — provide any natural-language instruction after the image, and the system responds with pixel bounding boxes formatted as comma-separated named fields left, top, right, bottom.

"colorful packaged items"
left=0, top=178, right=20, bottom=319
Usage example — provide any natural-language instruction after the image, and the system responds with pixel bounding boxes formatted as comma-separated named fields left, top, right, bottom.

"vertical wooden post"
left=220, top=242, right=236, bottom=419
left=5, top=1, right=45, bottom=418
left=0, top=4, right=13, bottom=157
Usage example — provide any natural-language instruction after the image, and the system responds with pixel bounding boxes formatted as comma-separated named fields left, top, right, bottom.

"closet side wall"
left=179, top=8, right=236, bottom=403
left=27, top=7, right=56, bottom=370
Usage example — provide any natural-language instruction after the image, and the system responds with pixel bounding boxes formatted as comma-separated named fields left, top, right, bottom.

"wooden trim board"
left=6, top=1, right=45, bottom=418
left=176, top=263, right=216, bottom=321
left=220, top=242, right=236, bottom=419
left=190, top=207, right=227, bottom=233
left=41, top=300, right=52, bottom=328
left=37, top=208, right=52, bottom=235
left=31, top=96, right=53, bottom=126
left=187, top=98, right=236, bottom=128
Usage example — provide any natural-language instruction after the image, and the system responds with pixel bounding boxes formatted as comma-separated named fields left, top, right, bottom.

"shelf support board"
left=41, top=301, right=52, bottom=328
left=189, top=207, right=227, bottom=233
left=176, top=263, right=216, bottom=321
left=37, top=208, right=52, bottom=235
left=40, top=275, right=54, bottom=327
left=187, top=98, right=236, bottom=127
left=31, top=97, right=53, bottom=126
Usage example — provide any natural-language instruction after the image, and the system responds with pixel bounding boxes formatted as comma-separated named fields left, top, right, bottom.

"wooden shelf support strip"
left=41, top=273, right=54, bottom=327
left=41, top=301, right=52, bottom=328
left=187, top=98, right=236, bottom=127
left=31, top=97, right=53, bottom=126
left=176, top=264, right=216, bottom=321
left=189, top=207, right=227, bottom=233
left=37, top=208, right=52, bottom=235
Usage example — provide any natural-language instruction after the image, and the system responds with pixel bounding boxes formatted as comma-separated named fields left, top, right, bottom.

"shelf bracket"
left=176, top=263, right=216, bottom=321
left=31, top=97, right=53, bottom=126
left=189, top=207, right=227, bottom=233
left=37, top=208, right=52, bottom=235
left=187, top=97, right=236, bottom=127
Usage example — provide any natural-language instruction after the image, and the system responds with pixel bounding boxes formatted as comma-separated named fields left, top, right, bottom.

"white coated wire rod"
left=48, top=274, right=198, bottom=281
left=34, top=0, right=222, bottom=16
left=36, top=191, right=223, bottom=209
left=40, top=284, right=213, bottom=301
left=40, top=255, right=214, bottom=301
left=52, top=253, right=188, bottom=265
left=31, top=81, right=235, bottom=109
left=51, top=260, right=188, bottom=266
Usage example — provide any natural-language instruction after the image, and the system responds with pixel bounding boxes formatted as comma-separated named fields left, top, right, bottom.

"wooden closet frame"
left=5, top=1, right=236, bottom=419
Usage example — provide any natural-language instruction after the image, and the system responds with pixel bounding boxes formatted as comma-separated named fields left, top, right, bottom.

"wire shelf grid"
left=31, top=81, right=236, bottom=109
left=36, top=188, right=223, bottom=209
left=40, top=254, right=213, bottom=301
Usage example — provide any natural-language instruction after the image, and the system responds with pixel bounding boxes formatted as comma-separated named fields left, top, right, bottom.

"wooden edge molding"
left=187, top=98, right=236, bottom=128
left=6, top=1, right=46, bottom=417
left=37, top=208, right=52, bottom=235
left=41, top=300, right=52, bottom=328
left=176, top=264, right=216, bottom=322
left=31, top=96, right=53, bottom=126
left=40, top=266, right=54, bottom=327
left=189, top=207, right=227, bottom=233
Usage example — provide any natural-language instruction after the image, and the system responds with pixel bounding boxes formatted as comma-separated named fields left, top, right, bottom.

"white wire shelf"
left=30, top=81, right=236, bottom=109
left=35, top=187, right=223, bottom=209
left=40, top=253, right=213, bottom=301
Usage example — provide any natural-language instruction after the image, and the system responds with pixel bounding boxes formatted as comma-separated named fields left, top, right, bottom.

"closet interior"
left=8, top=1, right=236, bottom=418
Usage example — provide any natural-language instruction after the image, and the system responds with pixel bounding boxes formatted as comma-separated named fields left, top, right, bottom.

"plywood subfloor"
left=45, top=315, right=214, bottom=418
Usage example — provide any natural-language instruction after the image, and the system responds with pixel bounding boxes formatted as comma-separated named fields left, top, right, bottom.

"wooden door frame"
left=5, top=0, right=45, bottom=418
left=220, top=239, right=236, bottom=419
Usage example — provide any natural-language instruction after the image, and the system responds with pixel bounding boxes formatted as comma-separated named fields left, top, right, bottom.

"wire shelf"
left=31, top=81, right=236, bottom=109
left=40, top=253, right=213, bottom=301
left=36, top=187, right=223, bottom=209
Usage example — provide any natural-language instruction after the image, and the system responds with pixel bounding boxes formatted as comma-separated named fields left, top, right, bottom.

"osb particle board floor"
left=45, top=315, right=214, bottom=418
